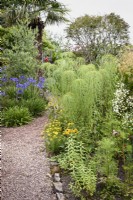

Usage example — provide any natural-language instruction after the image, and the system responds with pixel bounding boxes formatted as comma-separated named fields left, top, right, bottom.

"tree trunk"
left=28, top=17, right=44, bottom=60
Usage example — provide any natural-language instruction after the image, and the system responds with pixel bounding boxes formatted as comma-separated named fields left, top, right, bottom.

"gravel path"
left=1, top=115, right=56, bottom=200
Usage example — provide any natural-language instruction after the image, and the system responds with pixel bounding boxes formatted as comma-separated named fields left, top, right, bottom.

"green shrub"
left=77, top=64, right=96, bottom=78
left=22, top=86, right=40, bottom=100
left=1, top=97, right=18, bottom=109
left=22, top=98, right=46, bottom=117
left=59, top=51, right=76, bottom=59
left=2, top=106, right=32, bottom=127
left=41, top=63, right=57, bottom=78
left=4, top=86, right=16, bottom=99
left=3, top=24, right=38, bottom=77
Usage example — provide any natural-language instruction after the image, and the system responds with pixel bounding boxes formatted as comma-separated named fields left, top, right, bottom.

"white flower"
left=112, top=82, right=133, bottom=130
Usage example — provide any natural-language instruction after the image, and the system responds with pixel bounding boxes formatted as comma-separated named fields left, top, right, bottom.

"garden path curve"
left=1, top=115, right=56, bottom=200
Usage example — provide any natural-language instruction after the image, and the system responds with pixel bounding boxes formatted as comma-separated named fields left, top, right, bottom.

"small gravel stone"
left=56, top=192, right=66, bottom=200
left=50, top=161, right=59, bottom=166
left=53, top=182, right=63, bottom=193
left=54, top=173, right=61, bottom=182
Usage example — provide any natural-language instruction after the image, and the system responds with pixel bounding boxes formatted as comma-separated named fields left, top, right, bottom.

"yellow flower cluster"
left=63, top=122, right=78, bottom=135
left=45, top=119, right=62, bottom=139
left=45, top=120, right=78, bottom=139
left=63, top=128, right=78, bottom=135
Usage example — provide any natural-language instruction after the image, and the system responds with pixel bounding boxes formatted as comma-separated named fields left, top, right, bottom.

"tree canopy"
left=0, top=0, right=69, bottom=59
left=0, top=0, right=69, bottom=27
left=66, top=13, right=130, bottom=63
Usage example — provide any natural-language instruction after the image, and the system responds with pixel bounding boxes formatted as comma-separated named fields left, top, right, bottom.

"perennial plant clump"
left=2, top=106, right=32, bottom=127
left=1, top=71, right=45, bottom=99
left=58, top=135, right=97, bottom=198
left=45, top=119, right=64, bottom=154
left=112, top=82, right=133, bottom=131
left=44, top=118, right=79, bottom=154
left=113, top=82, right=130, bottom=116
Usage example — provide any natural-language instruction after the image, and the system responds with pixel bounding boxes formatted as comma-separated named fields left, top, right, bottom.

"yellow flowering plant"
left=44, top=118, right=79, bottom=154
left=44, top=119, right=65, bottom=154
left=63, top=122, right=79, bottom=136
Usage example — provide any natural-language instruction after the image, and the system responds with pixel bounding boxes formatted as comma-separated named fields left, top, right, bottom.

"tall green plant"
left=3, top=24, right=38, bottom=77
left=46, top=55, right=118, bottom=125
left=94, top=137, right=118, bottom=177
left=77, top=64, right=96, bottom=78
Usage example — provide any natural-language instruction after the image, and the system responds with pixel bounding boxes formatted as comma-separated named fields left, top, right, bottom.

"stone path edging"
left=50, top=161, right=66, bottom=200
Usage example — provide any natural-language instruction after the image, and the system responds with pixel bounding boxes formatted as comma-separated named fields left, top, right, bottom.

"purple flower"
left=35, top=77, right=45, bottom=88
left=27, top=77, right=36, bottom=84
left=17, top=90, right=23, bottom=94
left=19, top=75, right=25, bottom=80
left=23, top=82, right=30, bottom=88
left=10, top=77, right=19, bottom=82
left=1, top=77, right=7, bottom=82
left=0, top=91, right=6, bottom=96
left=16, top=83, right=25, bottom=88
left=36, top=82, right=44, bottom=89
left=39, top=77, right=45, bottom=83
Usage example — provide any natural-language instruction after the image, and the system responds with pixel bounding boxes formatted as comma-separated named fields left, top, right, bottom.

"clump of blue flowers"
left=1, top=68, right=45, bottom=97
left=14, top=76, right=45, bottom=94
left=11, top=76, right=45, bottom=90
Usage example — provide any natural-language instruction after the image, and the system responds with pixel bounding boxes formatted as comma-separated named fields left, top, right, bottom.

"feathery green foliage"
left=94, top=137, right=118, bottom=177
left=77, top=64, right=96, bottom=78
left=46, top=55, right=118, bottom=124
